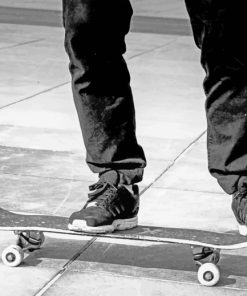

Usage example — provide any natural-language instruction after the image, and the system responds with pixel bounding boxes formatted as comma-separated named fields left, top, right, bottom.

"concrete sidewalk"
left=0, top=1, right=246, bottom=295
left=0, top=0, right=189, bottom=18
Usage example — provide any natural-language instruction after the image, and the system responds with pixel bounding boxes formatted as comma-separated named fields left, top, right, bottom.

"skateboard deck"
left=1, top=207, right=247, bottom=286
left=0, top=207, right=246, bottom=249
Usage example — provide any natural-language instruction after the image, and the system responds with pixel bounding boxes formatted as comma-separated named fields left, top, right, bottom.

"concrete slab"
left=0, top=264, right=57, bottom=296
left=140, top=136, right=193, bottom=161
left=0, top=125, right=83, bottom=152
left=125, top=33, right=176, bottom=60
left=132, top=0, right=189, bottom=18
left=154, top=135, right=224, bottom=194
left=138, top=187, right=235, bottom=233
left=0, top=0, right=189, bottom=19
left=0, top=23, right=62, bottom=50
left=0, top=145, right=90, bottom=180
left=129, top=36, right=206, bottom=142
left=0, top=26, right=68, bottom=107
left=42, top=270, right=247, bottom=296
left=0, top=0, right=61, bottom=11
left=0, top=83, right=79, bottom=134
left=0, top=174, right=91, bottom=215
left=71, top=238, right=247, bottom=288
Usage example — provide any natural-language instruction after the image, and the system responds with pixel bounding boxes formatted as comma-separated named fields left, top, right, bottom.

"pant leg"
left=62, top=0, right=146, bottom=185
left=185, top=0, right=247, bottom=194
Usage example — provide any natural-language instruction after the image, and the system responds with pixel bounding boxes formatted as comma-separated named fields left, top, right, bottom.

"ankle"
left=99, top=170, right=120, bottom=186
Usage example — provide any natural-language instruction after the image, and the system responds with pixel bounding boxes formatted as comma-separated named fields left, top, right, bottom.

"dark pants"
left=185, top=0, right=247, bottom=194
left=63, top=0, right=247, bottom=194
left=62, top=0, right=146, bottom=185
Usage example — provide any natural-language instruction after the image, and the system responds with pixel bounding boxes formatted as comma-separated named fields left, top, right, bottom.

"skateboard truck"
left=15, top=230, right=45, bottom=251
left=192, top=246, right=221, bottom=286
left=2, top=231, right=45, bottom=267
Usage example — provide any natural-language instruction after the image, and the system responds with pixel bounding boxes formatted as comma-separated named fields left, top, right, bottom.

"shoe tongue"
left=100, top=170, right=119, bottom=186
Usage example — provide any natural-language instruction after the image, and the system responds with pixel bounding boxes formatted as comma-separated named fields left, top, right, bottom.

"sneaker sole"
left=68, top=216, right=138, bottom=234
left=238, top=224, right=247, bottom=236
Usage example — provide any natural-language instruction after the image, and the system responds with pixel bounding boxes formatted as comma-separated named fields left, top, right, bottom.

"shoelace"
left=85, top=180, right=123, bottom=216
left=234, top=191, right=247, bottom=203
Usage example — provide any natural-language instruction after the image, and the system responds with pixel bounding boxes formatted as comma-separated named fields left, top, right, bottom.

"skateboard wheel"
left=198, top=263, right=220, bottom=286
left=2, top=245, right=24, bottom=267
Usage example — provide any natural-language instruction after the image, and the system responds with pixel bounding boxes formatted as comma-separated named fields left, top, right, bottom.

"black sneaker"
left=232, top=191, right=247, bottom=235
left=68, top=180, right=139, bottom=233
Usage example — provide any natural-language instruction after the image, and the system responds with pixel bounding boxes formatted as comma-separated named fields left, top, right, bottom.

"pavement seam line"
left=127, top=37, right=178, bottom=61
left=0, top=39, right=175, bottom=109
left=140, top=130, right=206, bottom=196
left=33, top=237, right=97, bottom=296
left=152, top=186, right=224, bottom=195
left=0, top=38, right=43, bottom=51
left=0, top=81, right=70, bottom=110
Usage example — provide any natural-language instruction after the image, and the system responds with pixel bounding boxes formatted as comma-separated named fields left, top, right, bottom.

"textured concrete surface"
left=0, top=0, right=246, bottom=295
left=0, top=0, right=189, bottom=18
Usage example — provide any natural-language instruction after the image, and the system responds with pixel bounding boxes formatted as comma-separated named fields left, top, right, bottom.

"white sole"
left=68, top=216, right=138, bottom=234
left=238, top=224, right=247, bottom=236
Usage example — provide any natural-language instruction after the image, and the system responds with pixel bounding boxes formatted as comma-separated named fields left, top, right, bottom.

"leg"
left=62, top=0, right=146, bottom=185
left=185, top=0, right=247, bottom=194
left=62, top=0, right=146, bottom=232
left=185, top=0, right=247, bottom=233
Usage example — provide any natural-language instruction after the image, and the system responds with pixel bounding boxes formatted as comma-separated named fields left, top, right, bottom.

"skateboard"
left=0, top=207, right=247, bottom=287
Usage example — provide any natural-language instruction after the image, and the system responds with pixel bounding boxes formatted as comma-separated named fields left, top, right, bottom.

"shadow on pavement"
left=19, top=231, right=247, bottom=287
